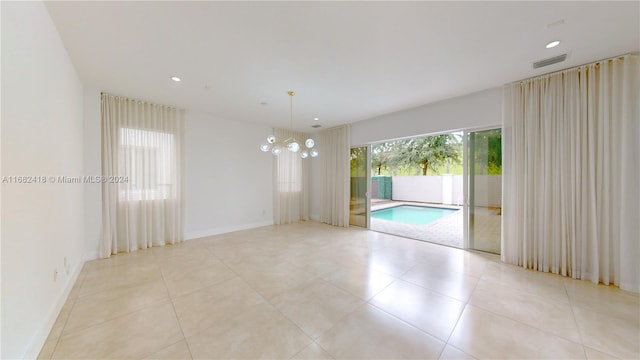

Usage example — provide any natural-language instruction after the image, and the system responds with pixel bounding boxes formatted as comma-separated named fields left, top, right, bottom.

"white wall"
left=1, top=2, right=85, bottom=358
left=83, top=87, right=101, bottom=260
left=185, top=111, right=273, bottom=239
left=350, top=88, right=502, bottom=145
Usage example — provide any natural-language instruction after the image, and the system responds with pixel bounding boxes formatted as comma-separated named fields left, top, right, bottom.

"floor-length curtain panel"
left=318, top=125, right=350, bottom=227
left=502, top=54, right=639, bottom=292
left=101, top=93, right=185, bottom=258
left=273, top=128, right=310, bottom=224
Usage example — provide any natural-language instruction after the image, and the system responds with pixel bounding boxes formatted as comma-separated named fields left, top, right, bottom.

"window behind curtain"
left=101, top=92, right=184, bottom=257
left=276, top=153, right=302, bottom=193
left=119, top=128, right=176, bottom=201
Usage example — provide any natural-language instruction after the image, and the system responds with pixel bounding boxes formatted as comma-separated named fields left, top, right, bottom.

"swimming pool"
left=371, top=205, right=458, bottom=225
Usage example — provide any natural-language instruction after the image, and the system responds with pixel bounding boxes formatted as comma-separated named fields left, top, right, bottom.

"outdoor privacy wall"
left=389, top=175, right=501, bottom=207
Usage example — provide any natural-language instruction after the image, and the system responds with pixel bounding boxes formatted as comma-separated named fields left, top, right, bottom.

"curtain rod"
left=100, top=92, right=181, bottom=110
left=508, top=53, right=636, bottom=85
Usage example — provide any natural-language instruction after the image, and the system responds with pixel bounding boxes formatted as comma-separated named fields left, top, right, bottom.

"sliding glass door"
left=467, top=129, right=502, bottom=254
left=350, top=146, right=369, bottom=227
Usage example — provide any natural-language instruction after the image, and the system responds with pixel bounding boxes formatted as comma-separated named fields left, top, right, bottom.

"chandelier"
left=260, top=91, right=319, bottom=159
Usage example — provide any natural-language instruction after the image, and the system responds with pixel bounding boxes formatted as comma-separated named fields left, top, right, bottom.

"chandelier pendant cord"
left=259, top=90, right=318, bottom=158
left=286, top=91, right=295, bottom=143
left=290, top=91, right=294, bottom=139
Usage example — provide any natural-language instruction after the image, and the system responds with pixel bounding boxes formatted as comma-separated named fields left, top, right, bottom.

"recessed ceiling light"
left=170, top=76, right=181, bottom=82
left=545, top=41, right=560, bottom=49
left=314, top=117, right=319, bottom=121
left=312, top=124, right=322, bottom=128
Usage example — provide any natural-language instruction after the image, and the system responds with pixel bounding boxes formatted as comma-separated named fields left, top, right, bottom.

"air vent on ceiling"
left=533, top=54, right=567, bottom=69
left=312, top=124, right=322, bottom=128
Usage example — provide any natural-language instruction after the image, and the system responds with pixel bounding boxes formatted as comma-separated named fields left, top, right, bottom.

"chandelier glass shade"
left=260, top=91, right=318, bottom=158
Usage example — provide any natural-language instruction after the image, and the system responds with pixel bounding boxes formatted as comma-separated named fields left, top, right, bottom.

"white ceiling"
left=45, top=1, right=639, bottom=132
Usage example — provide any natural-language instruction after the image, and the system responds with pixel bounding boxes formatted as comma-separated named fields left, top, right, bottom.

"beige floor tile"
left=285, top=255, right=345, bottom=277
left=224, top=251, right=294, bottom=274
left=321, top=264, right=396, bottom=301
left=449, top=305, right=585, bottom=359
left=143, top=340, right=192, bottom=359
left=573, top=306, right=640, bottom=359
left=401, top=263, right=479, bottom=302
left=64, top=279, right=169, bottom=333
left=236, top=262, right=318, bottom=300
left=83, top=250, right=157, bottom=273
left=565, top=278, right=640, bottom=322
left=208, top=242, right=270, bottom=260
left=320, top=244, right=378, bottom=267
left=172, top=277, right=265, bottom=338
left=370, top=279, right=465, bottom=341
left=79, top=260, right=163, bottom=297
left=353, top=251, right=418, bottom=276
left=46, top=297, right=76, bottom=341
left=157, top=252, right=221, bottom=277
left=52, top=301, right=183, bottom=359
left=316, top=304, right=444, bottom=359
left=583, top=346, right=619, bottom=360
left=186, top=302, right=312, bottom=359
left=38, top=222, right=640, bottom=360
left=438, top=344, right=476, bottom=360
left=481, top=262, right=569, bottom=303
left=469, top=279, right=581, bottom=343
left=270, top=278, right=364, bottom=339
left=369, top=241, right=424, bottom=262
left=290, top=342, right=335, bottom=360
left=66, top=271, right=87, bottom=301
left=37, top=338, right=57, bottom=360
left=434, top=251, right=491, bottom=277
left=163, top=261, right=237, bottom=298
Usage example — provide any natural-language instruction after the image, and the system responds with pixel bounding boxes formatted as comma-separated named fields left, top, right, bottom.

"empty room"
left=2, top=1, right=639, bottom=359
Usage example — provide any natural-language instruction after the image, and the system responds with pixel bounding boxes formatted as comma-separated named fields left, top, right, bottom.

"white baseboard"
left=25, top=260, right=85, bottom=359
left=185, top=220, right=274, bottom=240
left=84, top=250, right=99, bottom=262
left=618, top=281, right=640, bottom=294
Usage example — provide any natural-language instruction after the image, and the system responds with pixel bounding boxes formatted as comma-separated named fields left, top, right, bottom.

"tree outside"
left=469, top=129, right=502, bottom=175
left=372, top=133, right=463, bottom=176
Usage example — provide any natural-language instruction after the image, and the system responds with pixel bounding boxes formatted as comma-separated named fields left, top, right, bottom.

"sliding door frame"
left=463, top=125, right=502, bottom=253
left=350, top=144, right=371, bottom=228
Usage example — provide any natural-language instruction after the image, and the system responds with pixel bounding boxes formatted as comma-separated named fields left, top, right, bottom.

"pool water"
left=371, top=205, right=457, bottom=225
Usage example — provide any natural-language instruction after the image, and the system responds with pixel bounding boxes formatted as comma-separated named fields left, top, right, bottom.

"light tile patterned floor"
left=39, top=222, right=640, bottom=359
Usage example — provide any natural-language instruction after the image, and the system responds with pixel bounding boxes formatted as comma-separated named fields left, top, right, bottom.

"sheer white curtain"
left=101, top=93, right=185, bottom=258
left=273, top=128, right=310, bottom=224
left=318, top=125, right=350, bottom=227
left=502, top=55, right=639, bottom=292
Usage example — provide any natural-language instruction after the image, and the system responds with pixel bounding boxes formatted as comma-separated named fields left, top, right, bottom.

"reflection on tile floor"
left=40, top=222, right=639, bottom=359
